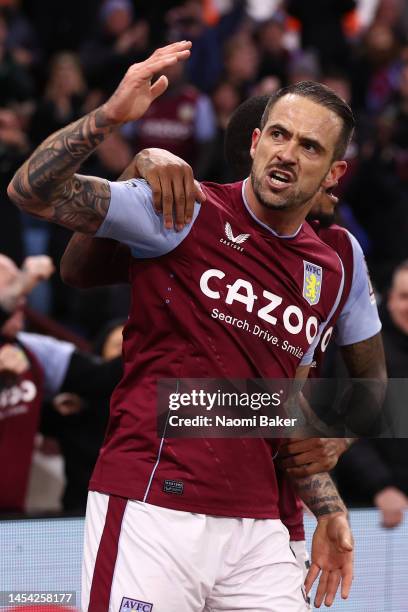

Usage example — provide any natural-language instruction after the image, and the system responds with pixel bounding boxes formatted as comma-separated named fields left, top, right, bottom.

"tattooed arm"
left=341, top=332, right=386, bottom=379
left=7, top=42, right=192, bottom=234
left=292, top=471, right=354, bottom=607
left=294, top=471, right=347, bottom=518
left=8, top=109, right=113, bottom=233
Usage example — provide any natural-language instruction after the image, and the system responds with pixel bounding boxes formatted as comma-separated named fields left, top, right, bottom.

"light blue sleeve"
left=18, top=332, right=75, bottom=398
left=95, top=179, right=201, bottom=258
left=335, top=231, right=382, bottom=346
left=194, top=95, right=217, bottom=142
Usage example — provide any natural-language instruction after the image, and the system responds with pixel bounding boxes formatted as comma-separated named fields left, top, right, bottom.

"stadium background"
left=0, top=0, right=408, bottom=610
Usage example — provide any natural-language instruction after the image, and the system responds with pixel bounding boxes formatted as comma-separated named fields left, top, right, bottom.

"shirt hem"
left=89, top=480, right=280, bottom=519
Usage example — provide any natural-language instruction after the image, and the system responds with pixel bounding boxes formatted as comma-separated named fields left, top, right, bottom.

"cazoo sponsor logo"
left=200, top=268, right=320, bottom=353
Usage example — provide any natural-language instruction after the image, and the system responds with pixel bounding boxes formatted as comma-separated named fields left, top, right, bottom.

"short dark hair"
left=224, top=95, right=269, bottom=181
left=260, top=81, right=355, bottom=160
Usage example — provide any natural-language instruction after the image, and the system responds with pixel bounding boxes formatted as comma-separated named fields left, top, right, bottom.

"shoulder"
left=300, top=222, right=343, bottom=272
left=200, top=181, right=244, bottom=205
left=314, top=223, right=356, bottom=271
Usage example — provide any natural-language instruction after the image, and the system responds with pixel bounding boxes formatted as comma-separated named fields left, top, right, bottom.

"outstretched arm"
left=7, top=42, right=192, bottom=233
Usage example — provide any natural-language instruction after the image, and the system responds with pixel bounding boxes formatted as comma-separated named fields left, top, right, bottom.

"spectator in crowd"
left=0, top=253, right=123, bottom=513
left=30, top=52, right=89, bottom=146
left=80, top=0, right=151, bottom=97
left=124, top=54, right=217, bottom=178
left=286, top=0, right=356, bottom=73
left=222, top=32, right=260, bottom=98
left=0, top=107, right=29, bottom=265
left=1, top=0, right=42, bottom=72
left=382, top=260, right=408, bottom=375
left=0, top=11, right=33, bottom=107
left=166, top=0, right=244, bottom=93
left=335, top=261, right=408, bottom=528
left=0, top=253, right=55, bottom=512
left=206, top=80, right=240, bottom=182
left=255, top=16, right=291, bottom=86
left=41, top=319, right=125, bottom=512
left=352, top=20, right=402, bottom=113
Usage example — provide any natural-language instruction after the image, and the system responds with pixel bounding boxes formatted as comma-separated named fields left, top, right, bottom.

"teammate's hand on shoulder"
left=374, top=486, right=408, bottom=529
left=135, top=148, right=206, bottom=230
left=102, top=41, right=192, bottom=126
left=279, top=438, right=349, bottom=477
left=305, top=512, right=354, bottom=608
left=0, top=344, right=29, bottom=381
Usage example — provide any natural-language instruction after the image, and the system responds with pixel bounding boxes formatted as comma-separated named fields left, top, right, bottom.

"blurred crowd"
left=0, top=0, right=408, bottom=526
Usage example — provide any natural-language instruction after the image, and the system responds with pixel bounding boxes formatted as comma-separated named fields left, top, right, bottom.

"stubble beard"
left=250, top=168, right=324, bottom=213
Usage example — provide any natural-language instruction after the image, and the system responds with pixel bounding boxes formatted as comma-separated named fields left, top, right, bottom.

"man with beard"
left=60, top=94, right=385, bottom=609
left=9, top=42, right=355, bottom=610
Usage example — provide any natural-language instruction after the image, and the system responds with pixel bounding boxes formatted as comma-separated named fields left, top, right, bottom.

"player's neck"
left=244, top=178, right=308, bottom=237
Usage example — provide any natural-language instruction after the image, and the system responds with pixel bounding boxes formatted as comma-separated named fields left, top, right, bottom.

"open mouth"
left=267, top=169, right=294, bottom=190
left=269, top=169, right=293, bottom=183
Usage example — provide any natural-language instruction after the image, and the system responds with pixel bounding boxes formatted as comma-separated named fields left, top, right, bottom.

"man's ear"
left=250, top=128, right=261, bottom=160
left=322, top=160, right=347, bottom=190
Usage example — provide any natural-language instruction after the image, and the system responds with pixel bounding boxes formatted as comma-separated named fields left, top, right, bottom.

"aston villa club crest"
left=303, top=261, right=322, bottom=306
left=119, top=597, right=153, bottom=611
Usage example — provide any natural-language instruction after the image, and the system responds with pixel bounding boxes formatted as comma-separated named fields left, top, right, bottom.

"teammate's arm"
left=341, top=331, right=386, bottom=379
left=60, top=235, right=130, bottom=288
left=279, top=437, right=354, bottom=477
left=7, top=42, right=192, bottom=233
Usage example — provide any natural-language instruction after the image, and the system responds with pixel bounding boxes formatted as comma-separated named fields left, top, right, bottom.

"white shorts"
left=290, top=540, right=312, bottom=610
left=82, top=492, right=309, bottom=612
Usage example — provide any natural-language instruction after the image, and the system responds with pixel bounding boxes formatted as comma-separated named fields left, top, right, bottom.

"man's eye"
left=271, top=131, right=282, bottom=139
left=303, top=143, right=317, bottom=152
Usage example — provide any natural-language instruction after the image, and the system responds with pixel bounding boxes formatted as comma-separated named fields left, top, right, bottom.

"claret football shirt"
left=91, top=179, right=345, bottom=518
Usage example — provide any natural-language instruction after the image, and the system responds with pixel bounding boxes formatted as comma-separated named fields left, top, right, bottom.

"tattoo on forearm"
left=294, top=472, right=347, bottom=518
left=10, top=108, right=114, bottom=233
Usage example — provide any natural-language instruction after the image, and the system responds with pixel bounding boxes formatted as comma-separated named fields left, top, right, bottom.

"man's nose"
left=276, top=141, right=297, bottom=165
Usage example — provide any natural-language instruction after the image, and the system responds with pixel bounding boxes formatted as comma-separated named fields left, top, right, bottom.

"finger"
left=150, top=75, right=169, bottom=101
left=171, top=169, right=187, bottom=230
left=119, top=162, right=138, bottom=181
left=314, top=569, right=329, bottom=608
left=280, top=438, right=317, bottom=455
left=159, top=172, right=175, bottom=229
left=152, top=41, right=192, bottom=57
left=141, top=51, right=191, bottom=77
left=146, top=173, right=163, bottom=213
left=280, top=450, right=318, bottom=468
left=325, top=570, right=341, bottom=607
left=341, top=559, right=353, bottom=599
left=194, top=180, right=206, bottom=204
left=304, top=562, right=320, bottom=595
left=183, top=167, right=197, bottom=224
